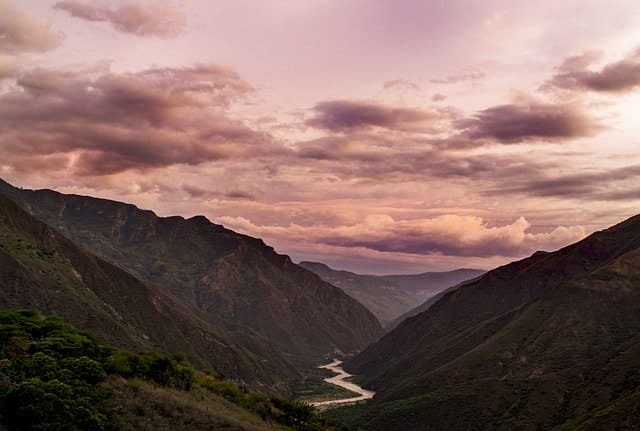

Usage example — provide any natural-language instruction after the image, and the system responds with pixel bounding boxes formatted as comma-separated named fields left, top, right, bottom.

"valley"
left=2, top=178, right=639, bottom=431
left=310, top=359, right=376, bottom=408
left=1, top=3, right=638, bottom=430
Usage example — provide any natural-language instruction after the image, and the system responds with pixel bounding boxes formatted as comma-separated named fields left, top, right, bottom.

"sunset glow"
left=2, top=0, right=639, bottom=273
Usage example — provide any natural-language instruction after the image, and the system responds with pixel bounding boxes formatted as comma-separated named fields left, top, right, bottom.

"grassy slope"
left=0, top=310, right=349, bottom=431
left=107, top=379, right=289, bottom=431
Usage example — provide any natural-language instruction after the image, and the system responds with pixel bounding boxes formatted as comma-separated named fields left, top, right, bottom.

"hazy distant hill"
left=332, top=214, right=640, bottom=430
left=386, top=274, right=484, bottom=330
left=0, top=178, right=383, bottom=384
left=381, top=268, right=485, bottom=301
left=299, top=261, right=421, bottom=326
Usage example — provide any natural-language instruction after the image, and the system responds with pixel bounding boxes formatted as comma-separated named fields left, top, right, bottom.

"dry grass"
left=108, top=377, right=288, bottom=431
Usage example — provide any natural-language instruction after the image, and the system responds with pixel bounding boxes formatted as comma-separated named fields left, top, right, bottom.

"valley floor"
left=310, top=360, right=375, bottom=408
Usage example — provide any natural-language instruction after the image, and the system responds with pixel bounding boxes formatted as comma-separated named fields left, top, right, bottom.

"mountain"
left=0, top=310, right=351, bottom=431
left=299, top=261, right=421, bottom=326
left=381, top=268, right=485, bottom=301
left=0, top=178, right=383, bottom=371
left=386, top=274, right=484, bottom=330
left=0, top=188, right=297, bottom=390
left=333, top=214, right=640, bottom=430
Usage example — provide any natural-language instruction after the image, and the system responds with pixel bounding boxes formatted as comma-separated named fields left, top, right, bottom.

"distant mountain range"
left=380, top=268, right=485, bottom=301
left=299, top=261, right=421, bottom=326
left=385, top=274, right=485, bottom=330
left=300, top=261, right=484, bottom=328
left=331, top=213, right=640, bottom=430
left=0, top=178, right=383, bottom=392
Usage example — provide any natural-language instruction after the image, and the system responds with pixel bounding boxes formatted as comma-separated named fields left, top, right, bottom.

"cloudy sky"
left=1, top=0, right=639, bottom=274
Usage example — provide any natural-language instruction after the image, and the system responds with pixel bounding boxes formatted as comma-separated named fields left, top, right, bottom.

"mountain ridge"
left=0, top=178, right=383, bottom=371
left=380, top=268, right=486, bottom=301
left=0, top=189, right=299, bottom=390
left=298, top=261, right=421, bottom=326
left=332, top=212, right=640, bottom=430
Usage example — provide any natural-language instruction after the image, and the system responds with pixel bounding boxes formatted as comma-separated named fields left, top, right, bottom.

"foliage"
left=197, top=374, right=352, bottom=430
left=0, top=310, right=117, bottom=430
left=0, top=310, right=353, bottom=431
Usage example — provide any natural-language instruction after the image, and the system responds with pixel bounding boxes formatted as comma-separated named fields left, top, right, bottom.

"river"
left=310, top=359, right=375, bottom=408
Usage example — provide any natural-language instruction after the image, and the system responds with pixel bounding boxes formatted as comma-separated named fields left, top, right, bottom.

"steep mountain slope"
left=387, top=275, right=484, bottom=330
left=299, top=261, right=420, bottom=326
left=381, top=268, right=485, bottom=301
left=0, top=190, right=296, bottom=389
left=0, top=179, right=383, bottom=367
left=335, top=214, right=640, bottom=430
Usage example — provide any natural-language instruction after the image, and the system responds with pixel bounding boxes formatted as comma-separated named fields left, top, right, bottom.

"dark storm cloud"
left=0, top=64, right=282, bottom=175
left=306, top=100, right=451, bottom=132
left=54, top=0, right=186, bottom=38
left=544, top=47, right=640, bottom=93
left=456, top=102, right=601, bottom=143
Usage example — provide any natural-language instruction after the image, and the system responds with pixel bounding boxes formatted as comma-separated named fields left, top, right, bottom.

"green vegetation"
left=292, top=367, right=358, bottom=404
left=0, top=310, right=356, bottom=431
left=0, top=310, right=118, bottom=430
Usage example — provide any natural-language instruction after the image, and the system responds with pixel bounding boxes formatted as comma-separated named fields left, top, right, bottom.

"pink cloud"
left=456, top=101, right=601, bottom=143
left=383, top=79, right=420, bottom=91
left=430, top=71, right=485, bottom=85
left=544, top=47, right=640, bottom=93
left=55, top=0, right=186, bottom=38
left=306, top=100, right=454, bottom=132
left=218, top=214, right=586, bottom=259
left=0, top=56, right=19, bottom=79
left=0, top=0, right=64, bottom=53
left=0, top=64, right=280, bottom=176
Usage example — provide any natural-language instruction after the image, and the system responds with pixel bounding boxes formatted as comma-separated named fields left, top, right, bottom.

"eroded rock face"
left=0, top=178, right=383, bottom=374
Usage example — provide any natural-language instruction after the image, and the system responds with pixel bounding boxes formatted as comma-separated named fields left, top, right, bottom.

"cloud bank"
left=0, top=64, right=278, bottom=175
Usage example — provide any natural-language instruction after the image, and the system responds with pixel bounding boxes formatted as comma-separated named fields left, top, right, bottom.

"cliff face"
left=0, top=190, right=298, bottom=390
left=336, top=213, right=640, bottom=430
left=0, top=179, right=383, bottom=370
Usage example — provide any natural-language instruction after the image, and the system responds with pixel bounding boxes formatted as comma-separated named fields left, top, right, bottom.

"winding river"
left=310, top=359, right=375, bottom=408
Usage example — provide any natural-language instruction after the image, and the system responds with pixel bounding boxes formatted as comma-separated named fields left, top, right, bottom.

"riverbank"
left=310, top=359, right=375, bottom=408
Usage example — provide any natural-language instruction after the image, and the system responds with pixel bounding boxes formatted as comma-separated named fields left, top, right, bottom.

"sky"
left=1, top=0, right=639, bottom=274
